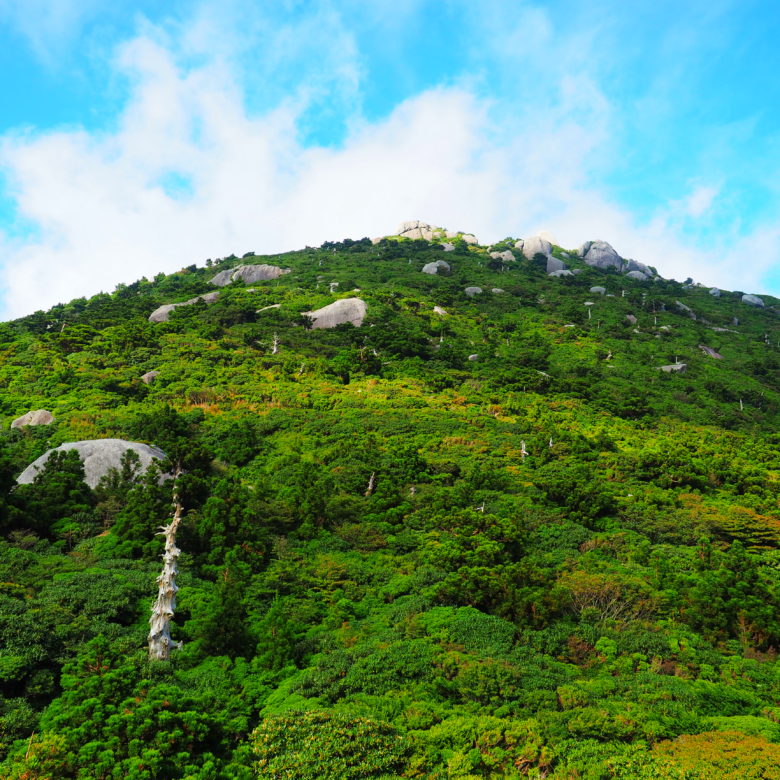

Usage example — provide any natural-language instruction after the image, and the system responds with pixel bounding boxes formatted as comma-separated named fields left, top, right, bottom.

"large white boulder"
left=547, top=257, right=566, bottom=273
left=11, top=409, right=54, bottom=429
left=305, top=298, right=367, bottom=329
left=742, top=294, right=765, bottom=307
left=17, top=439, right=167, bottom=489
left=210, top=264, right=290, bottom=287
left=579, top=240, right=623, bottom=270
left=521, top=235, right=552, bottom=261
left=149, top=292, right=220, bottom=323
left=464, top=286, right=483, bottom=297
left=422, top=260, right=451, bottom=275
left=489, top=250, right=515, bottom=263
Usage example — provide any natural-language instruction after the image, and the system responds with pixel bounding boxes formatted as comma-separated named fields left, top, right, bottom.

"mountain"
left=1, top=225, right=779, bottom=778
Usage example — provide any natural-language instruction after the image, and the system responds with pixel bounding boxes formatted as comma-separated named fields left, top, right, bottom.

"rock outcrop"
left=625, top=270, right=650, bottom=281
left=699, top=345, right=723, bottom=359
left=742, top=294, right=765, bottom=307
left=140, top=370, right=160, bottom=385
left=149, top=292, right=220, bottom=323
left=465, top=287, right=483, bottom=297
left=658, top=363, right=687, bottom=374
left=396, top=220, right=443, bottom=241
left=489, top=250, right=515, bottom=263
left=11, top=409, right=54, bottom=429
left=521, top=236, right=552, bottom=261
left=549, top=270, right=573, bottom=278
left=589, top=286, right=606, bottom=295
left=304, top=298, right=367, bottom=329
left=675, top=301, right=696, bottom=319
left=709, top=288, right=721, bottom=297
left=433, top=306, right=448, bottom=316
left=579, top=240, right=623, bottom=270
left=422, top=260, right=451, bottom=275
left=17, top=439, right=167, bottom=489
left=547, top=257, right=566, bottom=273
left=210, top=264, right=290, bottom=287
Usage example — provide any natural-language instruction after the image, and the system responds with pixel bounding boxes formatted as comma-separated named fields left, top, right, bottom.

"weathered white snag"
left=148, top=473, right=184, bottom=661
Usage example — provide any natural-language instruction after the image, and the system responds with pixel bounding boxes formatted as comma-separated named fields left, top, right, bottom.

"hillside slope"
left=1, top=227, right=779, bottom=778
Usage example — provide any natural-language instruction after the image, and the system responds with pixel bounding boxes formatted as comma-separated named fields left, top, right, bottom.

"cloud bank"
left=0, top=3, right=778, bottom=318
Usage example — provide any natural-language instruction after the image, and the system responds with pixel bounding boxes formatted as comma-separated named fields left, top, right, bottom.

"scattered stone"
left=584, top=301, right=595, bottom=306
left=462, top=234, right=478, bottom=245
left=465, top=286, right=483, bottom=297
left=579, top=240, right=623, bottom=270
left=699, top=345, right=723, bottom=359
left=442, top=243, right=455, bottom=252
left=11, top=409, right=54, bottom=429
left=491, top=288, right=505, bottom=294
left=140, top=370, right=160, bottom=385
left=709, top=288, right=721, bottom=297
left=658, top=363, right=687, bottom=374
left=625, top=270, right=649, bottom=281
left=489, top=250, right=515, bottom=263
left=468, top=354, right=479, bottom=361
left=711, top=327, right=737, bottom=333
left=742, top=293, right=765, bottom=307
left=549, top=270, right=573, bottom=278
left=17, top=439, right=167, bottom=489
left=149, top=292, right=220, bottom=323
left=659, top=325, right=671, bottom=331
left=304, top=298, right=367, bottom=329
left=625, top=314, right=637, bottom=325
left=521, top=235, right=552, bottom=260
left=422, top=260, right=451, bottom=275
left=433, top=306, right=448, bottom=316
left=590, top=286, right=606, bottom=295
left=547, top=256, right=566, bottom=273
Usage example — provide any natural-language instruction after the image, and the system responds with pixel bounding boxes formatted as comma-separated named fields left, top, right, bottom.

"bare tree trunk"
left=148, top=471, right=184, bottom=661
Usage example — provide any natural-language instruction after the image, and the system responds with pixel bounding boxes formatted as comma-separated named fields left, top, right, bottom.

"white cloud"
left=1, top=11, right=779, bottom=318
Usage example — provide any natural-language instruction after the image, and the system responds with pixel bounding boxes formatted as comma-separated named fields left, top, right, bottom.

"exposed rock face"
left=461, top=234, right=478, bottom=245
left=17, top=439, right=167, bottom=489
left=625, top=270, right=649, bottom=281
left=442, top=243, right=455, bottom=252
left=11, top=409, right=54, bottom=429
left=140, top=370, right=160, bottom=385
left=464, top=286, right=483, bottom=297
left=624, top=259, right=651, bottom=275
left=699, top=345, right=723, bottom=359
left=547, top=257, right=566, bottom=273
left=549, top=270, right=573, bottom=278
left=590, top=286, right=606, bottom=295
left=489, top=250, right=515, bottom=263
left=514, top=239, right=524, bottom=251
left=579, top=240, right=622, bottom=270
left=149, top=292, right=220, bottom=323
left=709, top=288, right=721, bottom=297
left=304, top=298, right=367, bottom=329
left=210, top=264, right=290, bottom=287
left=521, top=235, right=552, bottom=261
left=422, top=260, right=451, bottom=275
left=742, top=294, right=765, bottom=307
left=396, top=220, right=440, bottom=240
left=658, top=363, right=687, bottom=374
left=675, top=300, right=696, bottom=319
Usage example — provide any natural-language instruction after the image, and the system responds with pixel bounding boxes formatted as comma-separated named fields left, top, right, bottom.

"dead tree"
left=148, top=470, right=184, bottom=661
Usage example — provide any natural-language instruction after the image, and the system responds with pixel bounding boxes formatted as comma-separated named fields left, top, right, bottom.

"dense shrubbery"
left=1, top=237, right=779, bottom=776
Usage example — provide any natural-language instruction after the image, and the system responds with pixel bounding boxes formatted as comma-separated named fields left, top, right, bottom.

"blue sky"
left=1, top=0, right=779, bottom=317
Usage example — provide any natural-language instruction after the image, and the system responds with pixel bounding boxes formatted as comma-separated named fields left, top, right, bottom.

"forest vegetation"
left=0, top=230, right=779, bottom=778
